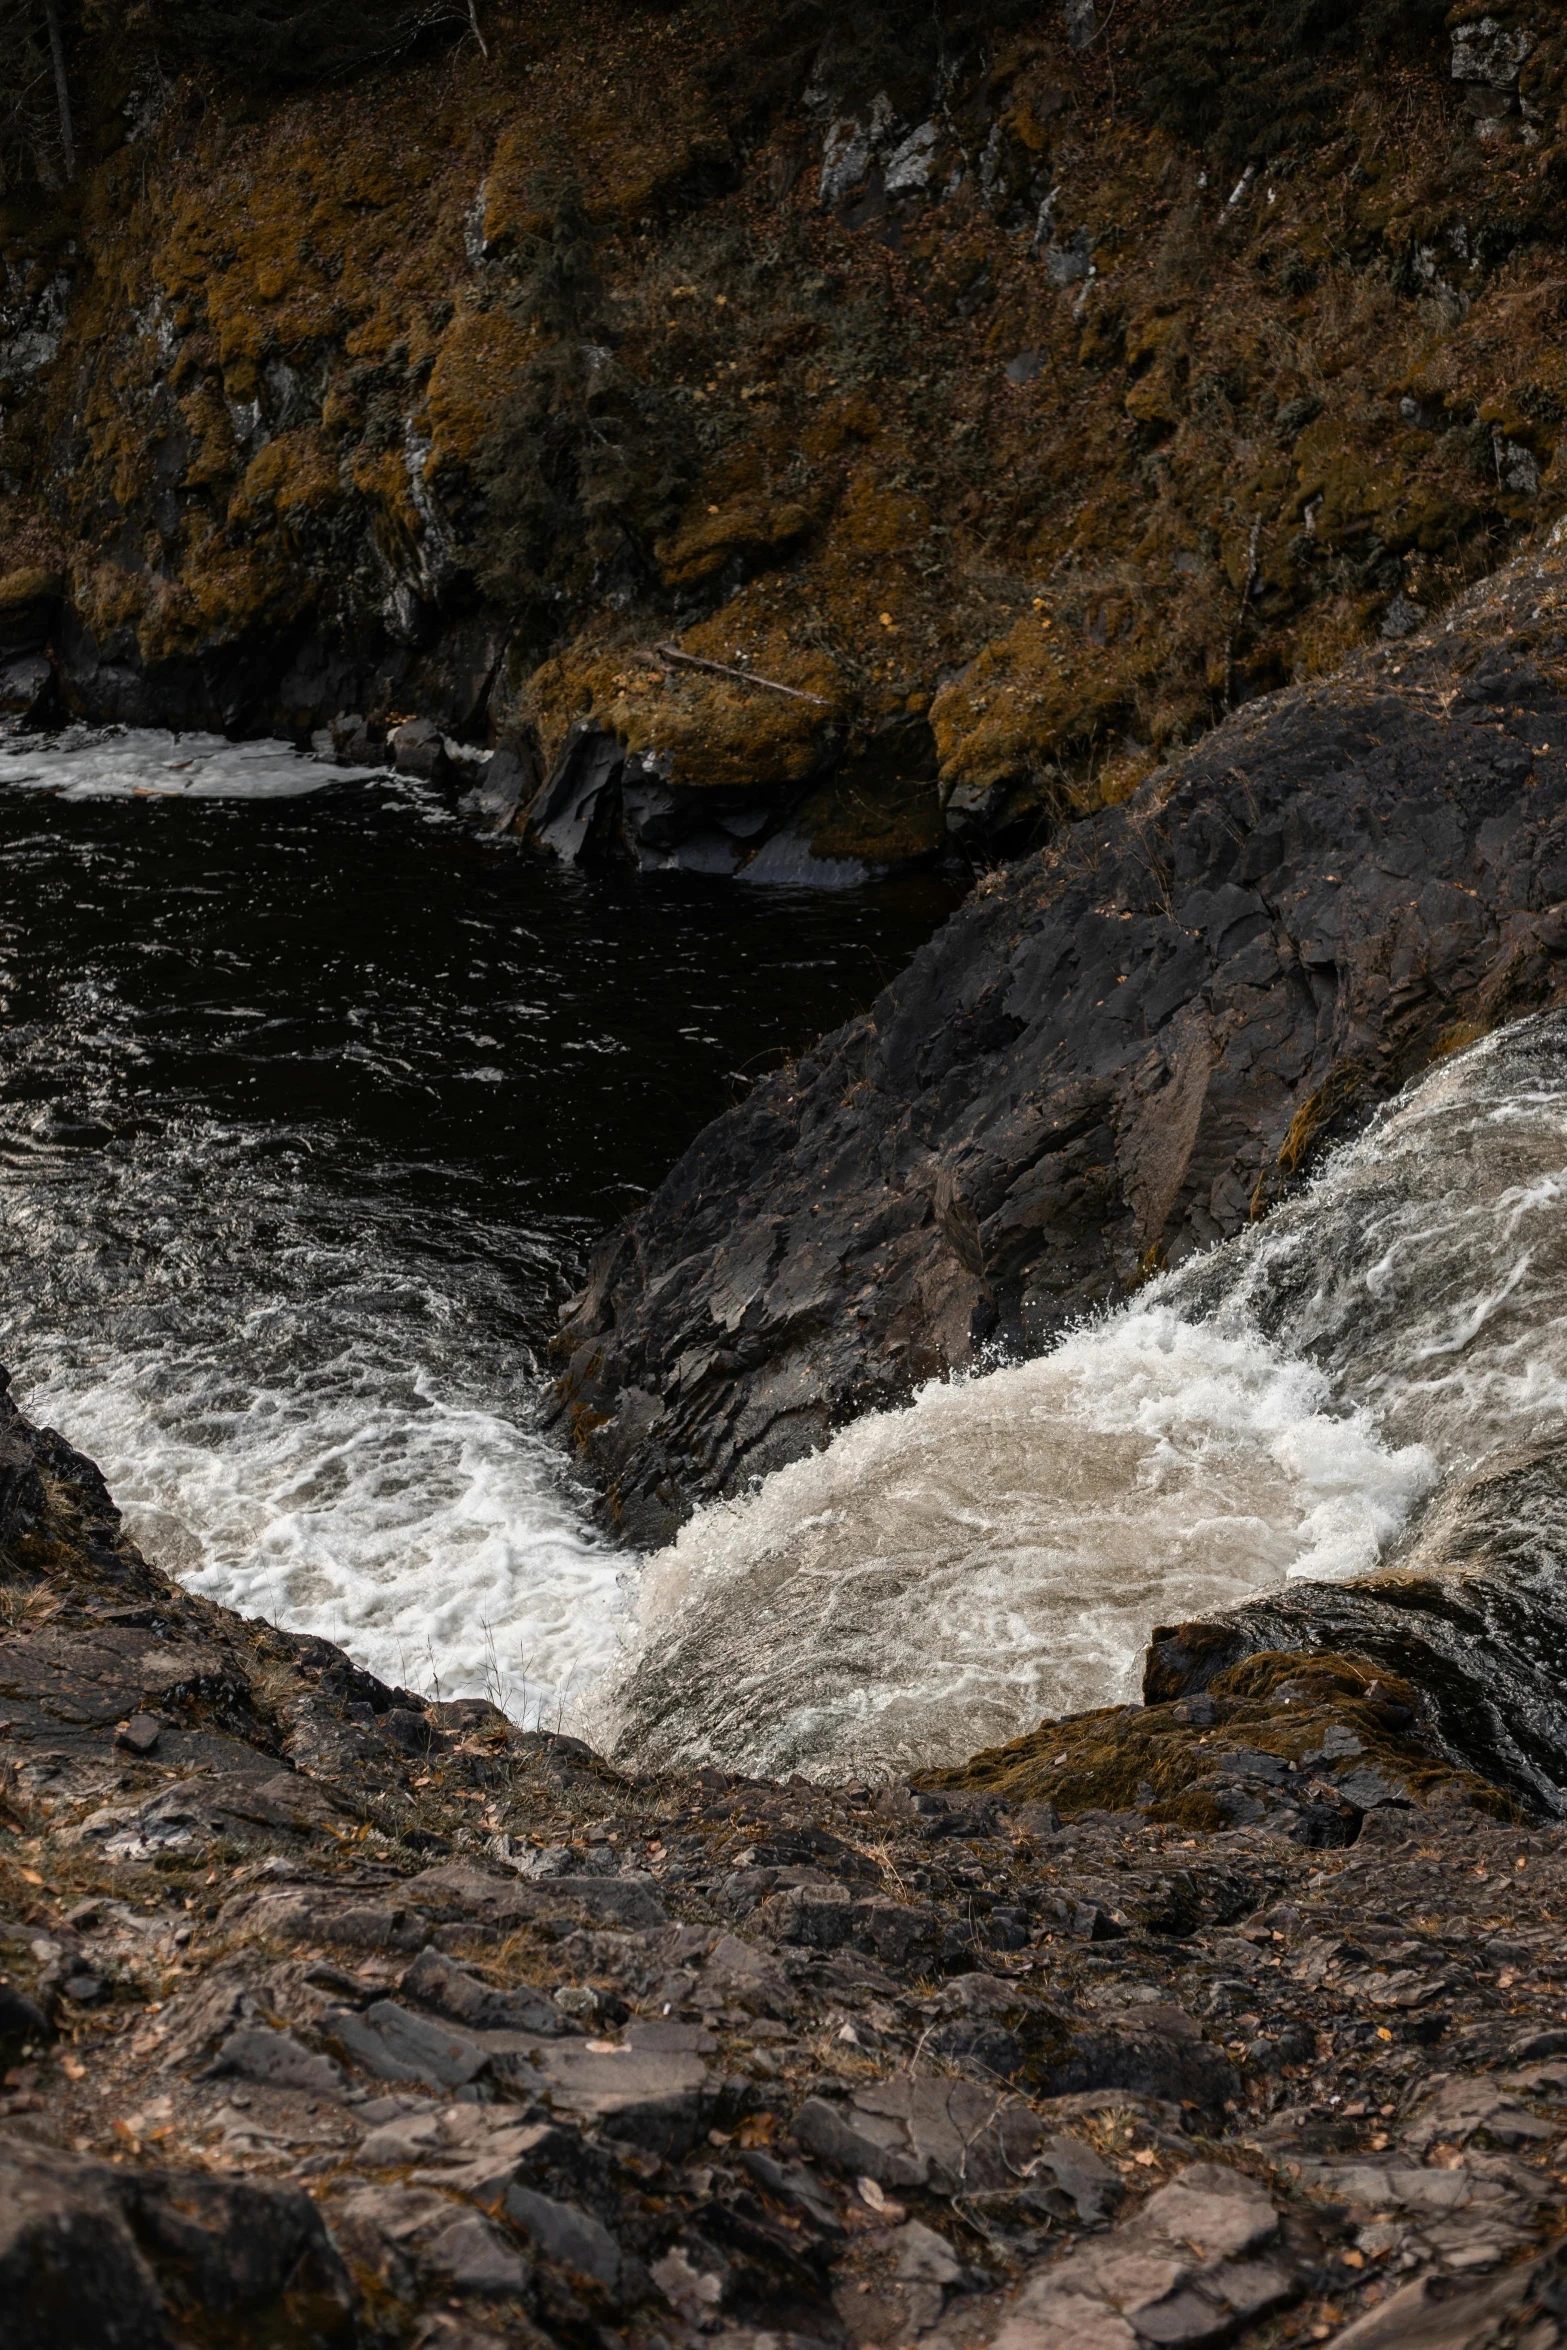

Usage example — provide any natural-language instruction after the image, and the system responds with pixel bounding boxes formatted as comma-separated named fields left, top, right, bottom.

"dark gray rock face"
left=553, top=548, right=1567, bottom=1542
left=49, top=602, right=504, bottom=746
left=521, top=718, right=859, bottom=882
left=0, top=2136, right=355, bottom=2350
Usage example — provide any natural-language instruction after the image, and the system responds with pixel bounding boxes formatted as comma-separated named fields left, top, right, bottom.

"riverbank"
left=5, top=2, right=1567, bottom=878
left=4, top=1374, right=1567, bottom=2350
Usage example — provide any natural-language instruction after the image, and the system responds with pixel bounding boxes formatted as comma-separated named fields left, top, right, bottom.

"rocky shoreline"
left=5, top=1364, right=1567, bottom=2350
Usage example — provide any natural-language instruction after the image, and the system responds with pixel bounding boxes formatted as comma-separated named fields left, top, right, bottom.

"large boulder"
left=552, top=540, right=1567, bottom=1542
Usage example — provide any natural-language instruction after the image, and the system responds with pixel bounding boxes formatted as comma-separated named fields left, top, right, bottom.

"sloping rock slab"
left=398, top=1861, right=669, bottom=1934
left=993, top=2163, right=1294, bottom=2349
left=553, top=546, right=1567, bottom=1544
left=796, top=2073, right=1047, bottom=2193
left=0, top=1625, right=245, bottom=1728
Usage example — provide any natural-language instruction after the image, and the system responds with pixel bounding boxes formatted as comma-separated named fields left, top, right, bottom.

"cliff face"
left=552, top=533, right=1567, bottom=1539
left=4, top=0, right=1567, bottom=877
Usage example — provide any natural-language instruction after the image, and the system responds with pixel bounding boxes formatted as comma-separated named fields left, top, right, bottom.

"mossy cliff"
left=5, top=0, right=1567, bottom=873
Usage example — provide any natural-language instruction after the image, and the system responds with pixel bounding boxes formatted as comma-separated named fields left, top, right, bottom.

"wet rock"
left=389, top=717, right=449, bottom=781
left=553, top=541, right=1567, bottom=1547
left=459, top=740, right=536, bottom=831
left=0, top=652, right=56, bottom=725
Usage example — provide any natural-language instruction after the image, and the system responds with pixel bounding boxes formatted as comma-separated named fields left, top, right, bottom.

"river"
left=10, top=723, right=1565, bottom=1787
left=0, top=724, right=953, bottom=1722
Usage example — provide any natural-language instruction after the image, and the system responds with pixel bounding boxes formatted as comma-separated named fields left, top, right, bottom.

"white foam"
left=602, top=1012, right=1567, bottom=1780
left=0, top=728, right=379, bottom=800
left=19, top=1343, right=627, bottom=1720
left=590, top=1303, right=1433, bottom=1780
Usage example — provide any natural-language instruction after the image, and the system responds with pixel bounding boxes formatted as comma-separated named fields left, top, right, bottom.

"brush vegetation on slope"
left=2, top=0, right=1567, bottom=864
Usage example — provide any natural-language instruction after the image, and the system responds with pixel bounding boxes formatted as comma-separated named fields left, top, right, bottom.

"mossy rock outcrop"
left=4, top=0, right=1567, bottom=871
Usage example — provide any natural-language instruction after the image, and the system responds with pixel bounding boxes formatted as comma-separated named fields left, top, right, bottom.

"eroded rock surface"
left=3, top=1378, right=1567, bottom=2347
left=553, top=544, right=1567, bottom=1543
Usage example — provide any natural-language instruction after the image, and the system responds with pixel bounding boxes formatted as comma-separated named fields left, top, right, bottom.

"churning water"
left=8, top=723, right=1567, bottom=1784
left=0, top=725, right=950, bottom=1714
left=601, top=1016, right=1567, bottom=1780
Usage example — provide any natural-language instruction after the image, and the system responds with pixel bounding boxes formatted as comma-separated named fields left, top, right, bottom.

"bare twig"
left=1223, top=514, right=1264, bottom=713
left=42, top=0, right=73, bottom=180
left=652, top=643, right=830, bottom=705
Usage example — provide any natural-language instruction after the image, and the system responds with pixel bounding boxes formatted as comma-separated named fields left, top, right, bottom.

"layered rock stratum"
left=6, top=1366, right=1567, bottom=2350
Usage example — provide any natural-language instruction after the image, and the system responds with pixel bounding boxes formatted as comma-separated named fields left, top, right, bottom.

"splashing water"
left=0, top=727, right=950, bottom=1717
left=600, top=1014, right=1567, bottom=1779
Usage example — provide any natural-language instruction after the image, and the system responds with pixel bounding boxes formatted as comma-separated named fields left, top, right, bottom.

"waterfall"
left=598, top=1013, right=1567, bottom=1780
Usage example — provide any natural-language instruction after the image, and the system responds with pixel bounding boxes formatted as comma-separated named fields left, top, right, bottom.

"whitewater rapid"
left=0, top=723, right=941, bottom=1720
left=8, top=724, right=1567, bottom=1779
left=0, top=723, right=626, bottom=1717
left=598, top=1013, right=1567, bottom=1779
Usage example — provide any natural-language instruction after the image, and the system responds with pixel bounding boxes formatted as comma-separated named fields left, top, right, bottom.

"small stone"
left=894, top=2218, right=962, bottom=2283
left=553, top=1984, right=599, bottom=2017
left=114, top=1715, right=161, bottom=1755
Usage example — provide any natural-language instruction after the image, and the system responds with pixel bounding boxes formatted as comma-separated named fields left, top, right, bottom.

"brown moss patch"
left=925, top=1645, right=1515, bottom=1826
left=655, top=496, right=813, bottom=590
left=931, top=608, right=1151, bottom=800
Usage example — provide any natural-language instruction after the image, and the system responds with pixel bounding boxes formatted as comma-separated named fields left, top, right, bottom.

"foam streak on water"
left=0, top=726, right=952, bottom=1722
left=601, top=1015, right=1567, bottom=1780
left=1, top=725, right=381, bottom=799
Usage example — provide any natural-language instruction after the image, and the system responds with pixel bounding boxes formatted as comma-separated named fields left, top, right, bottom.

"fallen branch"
left=651, top=642, right=831, bottom=705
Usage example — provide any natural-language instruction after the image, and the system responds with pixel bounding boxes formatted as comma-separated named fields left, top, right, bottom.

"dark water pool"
left=0, top=730, right=956, bottom=1709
